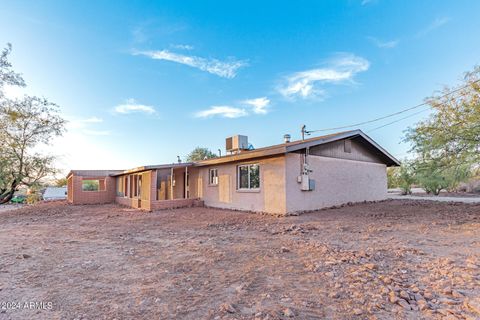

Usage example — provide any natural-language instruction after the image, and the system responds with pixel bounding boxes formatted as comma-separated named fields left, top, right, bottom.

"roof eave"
left=194, top=147, right=287, bottom=166
left=356, top=131, right=401, bottom=166
left=285, top=129, right=400, bottom=167
left=110, top=162, right=195, bottom=176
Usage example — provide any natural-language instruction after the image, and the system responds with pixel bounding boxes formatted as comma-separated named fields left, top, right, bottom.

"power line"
left=367, top=107, right=431, bottom=133
left=306, top=78, right=480, bottom=134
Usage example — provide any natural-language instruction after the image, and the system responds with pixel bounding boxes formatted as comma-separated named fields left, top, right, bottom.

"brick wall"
left=67, top=176, right=73, bottom=202
left=115, top=196, right=134, bottom=207
left=150, top=198, right=203, bottom=211
left=69, top=175, right=116, bottom=204
left=69, top=170, right=205, bottom=210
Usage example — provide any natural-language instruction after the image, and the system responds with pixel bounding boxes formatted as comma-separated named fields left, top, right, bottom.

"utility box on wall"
left=300, top=174, right=315, bottom=191
left=301, top=174, right=309, bottom=191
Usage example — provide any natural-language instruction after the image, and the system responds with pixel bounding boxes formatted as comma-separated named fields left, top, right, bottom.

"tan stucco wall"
left=285, top=153, right=387, bottom=213
left=195, top=156, right=287, bottom=215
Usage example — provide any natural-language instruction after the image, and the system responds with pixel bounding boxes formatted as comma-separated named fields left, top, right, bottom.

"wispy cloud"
left=361, top=0, right=374, bottom=5
left=113, top=98, right=156, bottom=115
left=242, top=97, right=270, bottom=114
left=367, top=36, right=399, bottom=49
left=278, top=53, right=370, bottom=100
left=134, top=49, right=248, bottom=79
left=66, top=116, right=111, bottom=138
left=131, top=26, right=148, bottom=44
left=171, top=44, right=194, bottom=50
left=195, top=106, right=247, bottom=119
left=196, top=96, right=271, bottom=119
left=417, top=17, right=450, bottom=37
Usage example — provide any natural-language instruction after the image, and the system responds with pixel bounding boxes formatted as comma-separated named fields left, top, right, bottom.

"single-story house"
left=67, top=130, right=399, bottom=215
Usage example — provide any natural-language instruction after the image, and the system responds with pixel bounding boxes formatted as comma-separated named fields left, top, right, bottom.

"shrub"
left=26, top=193, right=42, bottom=204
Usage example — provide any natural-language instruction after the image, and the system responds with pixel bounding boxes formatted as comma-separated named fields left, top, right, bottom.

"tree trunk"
left=0, top=180, right=18, bottom=205
left=0, top=189, right=15, bottom=204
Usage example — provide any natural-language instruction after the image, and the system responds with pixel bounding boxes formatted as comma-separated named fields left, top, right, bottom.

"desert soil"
left=0, top=200, right=479, bottom=320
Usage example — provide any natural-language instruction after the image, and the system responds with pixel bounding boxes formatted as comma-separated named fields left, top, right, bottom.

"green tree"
left=405, top=66, right=480, bottom=168
left=405, top=66, right=480, bottom=194
left=0, top=43, right=25, bottom=97
left=414, top=160, right=448, bottom=195
left=387, top=167, right=399, bottom=188
left=186, top=147, right=217, bottom=162
left=396, top=162, right=416, bottom=195
left=0, top=44, right=65, bottom=204
left=53, top=177, right=68, bottom=187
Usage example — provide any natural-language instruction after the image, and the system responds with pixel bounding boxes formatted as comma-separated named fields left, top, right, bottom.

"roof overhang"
left=194, top=146, right=287, bottom=166
left=110, top=163, right=194, bottom=177
left=195, top=130, right=400, bottom=167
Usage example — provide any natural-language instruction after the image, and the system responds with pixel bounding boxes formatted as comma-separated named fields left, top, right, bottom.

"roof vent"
left=283, top=134, right=291, bottom=143
left=226, top=135, right=249, bottom=153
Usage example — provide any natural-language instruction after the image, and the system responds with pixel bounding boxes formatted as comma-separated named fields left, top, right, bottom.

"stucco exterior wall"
left=69, top=150, right=388, bottom=214
left=285, top=153, right=387, bottom=213
left=196, top=156, right=287, bottom=215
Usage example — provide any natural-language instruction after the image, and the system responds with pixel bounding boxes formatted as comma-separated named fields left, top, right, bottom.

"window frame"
left=82, top=179, right=106, bottom=192
left=237, top=163, right=260, bottom=191
left=208, top=168, right=219, bottom=186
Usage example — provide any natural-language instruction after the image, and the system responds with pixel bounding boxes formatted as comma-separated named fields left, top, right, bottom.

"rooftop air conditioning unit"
left=226, top=135, right=249, bottom=153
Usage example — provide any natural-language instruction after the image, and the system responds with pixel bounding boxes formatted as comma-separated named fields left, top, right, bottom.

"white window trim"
left=237, top=164, right=260, bottom=191
left=208, top=168, right=218, bottom=186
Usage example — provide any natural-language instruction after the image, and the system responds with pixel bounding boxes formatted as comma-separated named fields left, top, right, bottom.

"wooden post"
left=185, top=166, right=188, bottom=199
left=170, top=167, right=174, bottom=200
left=126, top=175, right=130, bottom=198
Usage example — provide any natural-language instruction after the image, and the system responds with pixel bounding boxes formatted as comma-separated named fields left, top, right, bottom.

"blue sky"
left=1, top=0, right=480, bottom=172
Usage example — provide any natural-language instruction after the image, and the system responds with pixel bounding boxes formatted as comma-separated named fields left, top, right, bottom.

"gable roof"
left=67, top=130, right=400, bottom=179
left=195, top=130, right=400, bottom=167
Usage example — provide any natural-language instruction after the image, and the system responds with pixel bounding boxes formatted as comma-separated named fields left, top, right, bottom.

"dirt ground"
left=0, top=200, right=479, bottom=320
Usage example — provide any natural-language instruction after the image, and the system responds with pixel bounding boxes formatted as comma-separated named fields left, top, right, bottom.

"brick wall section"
left=116, top=196, right=203, bottom=211
left=150, top=198, right=203, bottom=211
left=70, top=169, right=205, bottom=210
left=115, top=196, right=133, bottom=207
left=67, top=176, right=73, bottom=202
left=69, top=175, right=116, bottom=204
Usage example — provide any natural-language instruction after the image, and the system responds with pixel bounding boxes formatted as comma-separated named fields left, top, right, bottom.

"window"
left=209, top=168, right=218, bottom=185
left=237, top=164, right=260, bottom=190
left=82, top=179, right=106, bottom=192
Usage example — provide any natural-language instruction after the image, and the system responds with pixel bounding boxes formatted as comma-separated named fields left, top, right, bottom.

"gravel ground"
left=0, top=204, right=25, bottom=213
left=0, top=200, right=479, bottom=320
left=388, top=195, right=480, bottom=204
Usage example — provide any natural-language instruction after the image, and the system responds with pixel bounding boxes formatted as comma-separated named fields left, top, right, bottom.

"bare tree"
left=0, top=44, right=65, bottom=204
